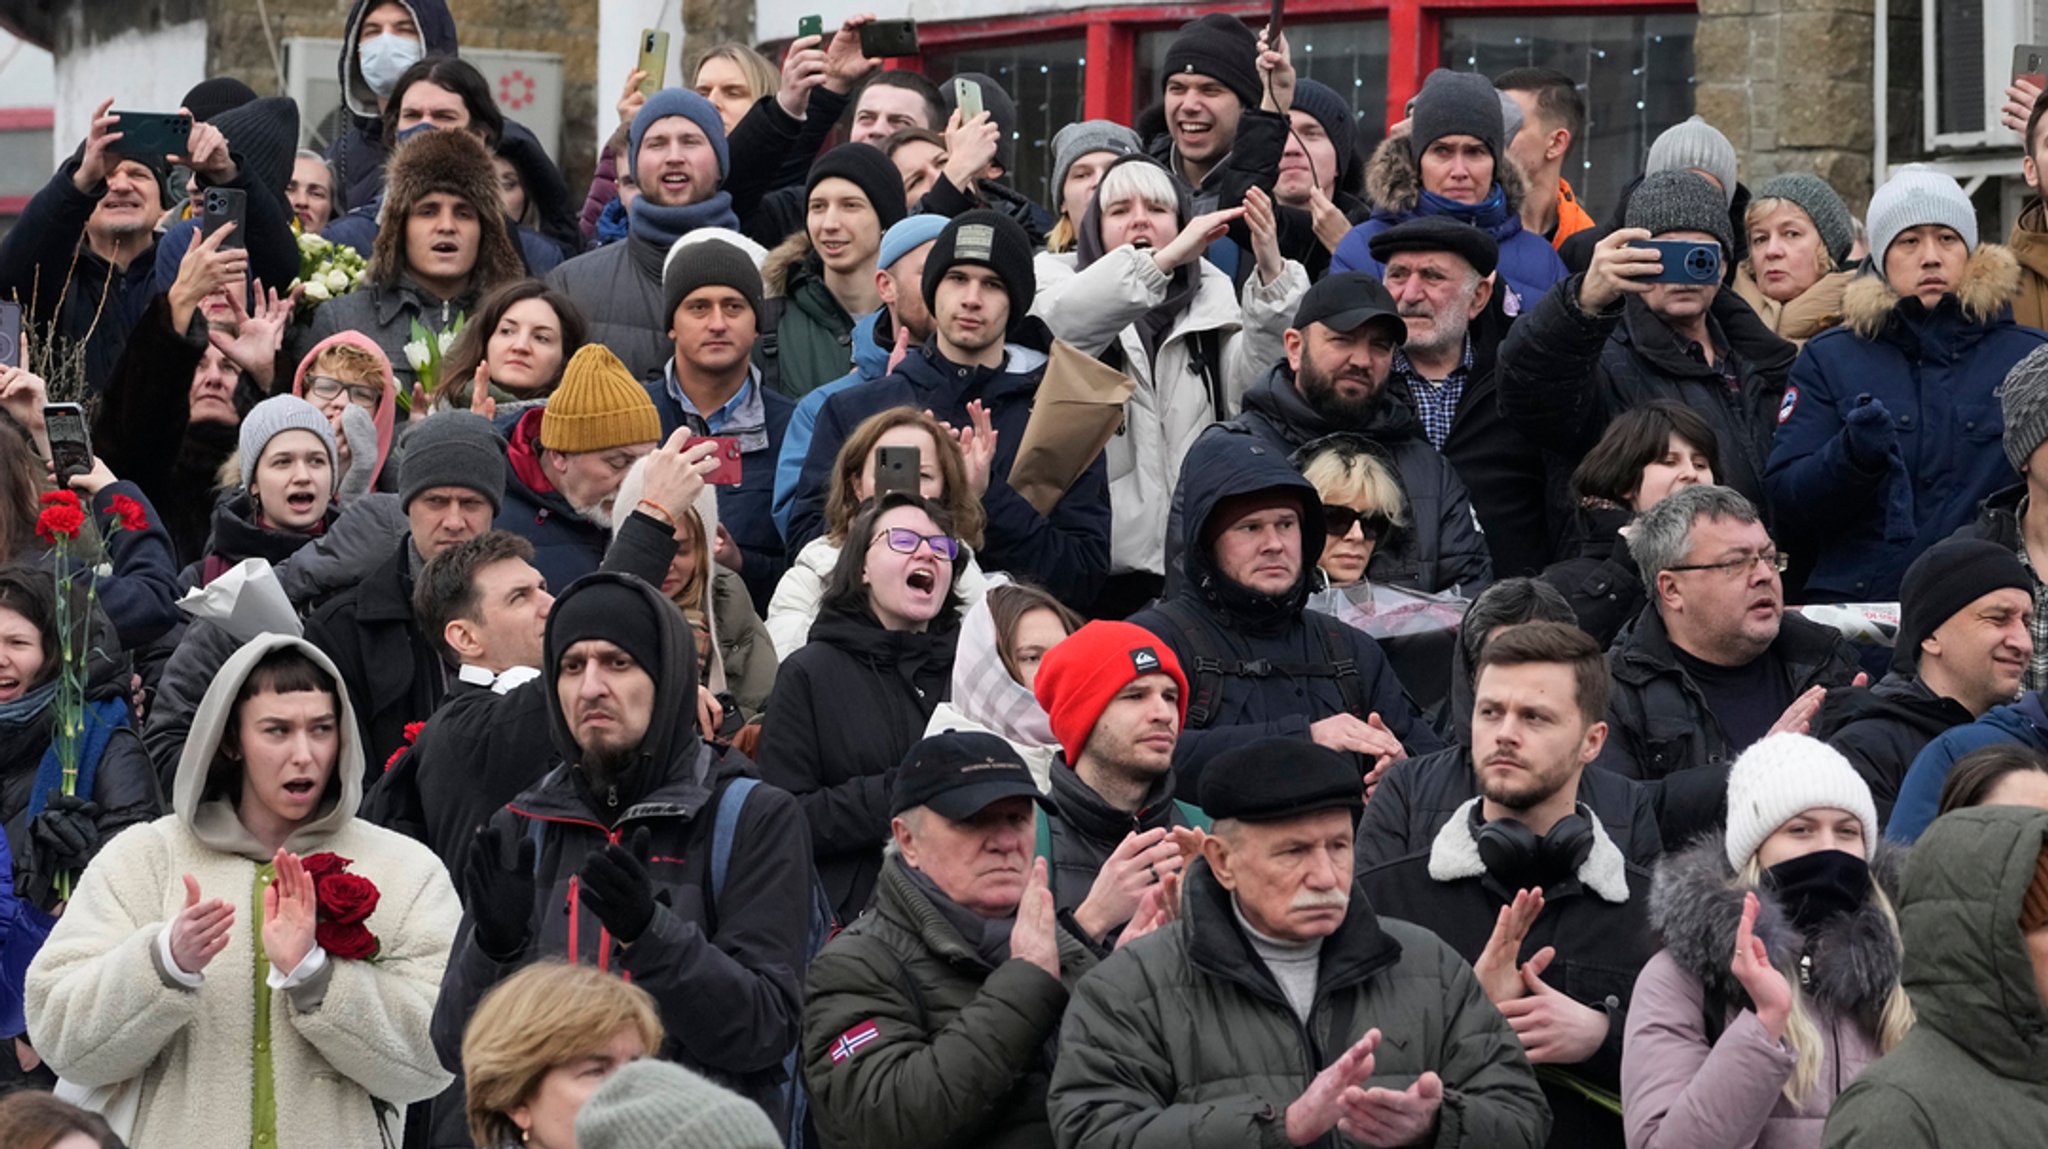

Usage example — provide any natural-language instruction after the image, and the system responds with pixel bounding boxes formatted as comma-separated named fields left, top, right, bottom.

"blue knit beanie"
left=879, top=214, right=950, bottom=271
left=631, top=89, right=729, bottom=180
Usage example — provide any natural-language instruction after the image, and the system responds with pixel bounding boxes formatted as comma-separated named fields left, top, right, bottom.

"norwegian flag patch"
left=829, top=1020, right=881, bottom=1063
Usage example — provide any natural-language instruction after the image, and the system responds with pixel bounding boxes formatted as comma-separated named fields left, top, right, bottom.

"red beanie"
left=1033, top=620, right=1190, bottom=765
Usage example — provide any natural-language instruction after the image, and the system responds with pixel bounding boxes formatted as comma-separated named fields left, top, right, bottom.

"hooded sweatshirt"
left=24, top=634, right=458, bottom=1149
left=325, top=0, right=459, bottom=214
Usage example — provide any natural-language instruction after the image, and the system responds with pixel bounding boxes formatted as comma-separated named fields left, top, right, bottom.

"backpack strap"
left=1190, top=327, right=1227, bottom=420
left=711, top=776, right=760, bottom=901
left=1304, top=611, right=1370, bottom=719
left=1152, top=598, right=1229, bottom=729
left=752, top=297, right=790, bottom=397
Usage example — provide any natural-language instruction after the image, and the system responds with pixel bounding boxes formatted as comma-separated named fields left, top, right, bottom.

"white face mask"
left=359, top=32, right=425, bottom=100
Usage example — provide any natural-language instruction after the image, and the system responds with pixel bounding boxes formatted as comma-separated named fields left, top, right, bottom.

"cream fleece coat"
left=26, top=634, right=458, bottom=1149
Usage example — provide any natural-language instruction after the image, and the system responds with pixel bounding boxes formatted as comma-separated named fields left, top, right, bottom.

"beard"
left=1400, top=304, right=1471, bottom=360
left=1297, top=356, right=1382, bottom=425
left=572, top=498, right=615, bottom=529
left=578, top=739, right=636, bottom=794
left=1479, top=755, right=1574, bottom=812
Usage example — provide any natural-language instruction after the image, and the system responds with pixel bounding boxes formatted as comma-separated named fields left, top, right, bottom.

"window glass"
left=1137, top=19, right=1390, bottom=160
left=927, top=38, right=1088, bottom=208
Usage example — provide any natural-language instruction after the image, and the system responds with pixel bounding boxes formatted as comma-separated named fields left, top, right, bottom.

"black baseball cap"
left=890, top=730, right=1045, bottom=819
left=1198, top=736, right=1365, bottom=823
left=1291, top=272, right=1408, bottom=342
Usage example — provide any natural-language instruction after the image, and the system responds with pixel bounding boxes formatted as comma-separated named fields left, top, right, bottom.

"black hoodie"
left=430, top=572, right=813, bottom=1132
left=1813, top=672, right=1975, bottom=826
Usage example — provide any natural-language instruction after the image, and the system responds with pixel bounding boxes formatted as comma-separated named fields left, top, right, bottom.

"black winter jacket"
left=1539, top=504, right=1647, bottom=649
left=0, top=696, right=159, bottom=912
left=1132, top=431, right=1444, bottom=799
left=304, top=540, right=444, bottom=777
left=430, top=574, right=813, bottom=1131
left=756, top=608, right=955, bottom=921
left=0, top=156, right=157, bottom=391
left=1813, top=673, right=1974, bottom=827
left=1495, top=275, right=1798, bottom=513
left=494, top=408, right=612, bottom=592
left=1042, top=761, right=1200, bottom=946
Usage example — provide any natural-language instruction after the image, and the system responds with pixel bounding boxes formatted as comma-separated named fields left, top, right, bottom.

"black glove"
left=1841, top=395, right=1897, bottom=470
left=577, top=826, right=657, bottom=944
left=29, top=791, right=102, bottom=873
left=462, top=824, right=537, bottom=959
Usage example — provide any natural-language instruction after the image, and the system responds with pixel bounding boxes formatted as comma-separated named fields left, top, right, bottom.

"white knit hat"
left=1646, top=116, right=1739, bottom=208
left=1723, top=733, right=1879, bottom=871
left=1865, top=163, right=1978, bottom=263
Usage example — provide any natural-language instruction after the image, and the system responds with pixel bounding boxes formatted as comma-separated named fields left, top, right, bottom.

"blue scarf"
left=0, top=680, right=56, bottom=730
left=24, top=696, right=130, bottom=819
left=628, top=192, right=741, bottom=251
left=1416, top=183, right=1519, bottom=237
left=596, top=196, right=630, bottom=246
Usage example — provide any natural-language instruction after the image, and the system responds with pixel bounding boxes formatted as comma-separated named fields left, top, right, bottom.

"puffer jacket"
left=429, top=573, right=813, bottom=1131
left=323, top=0, right=459, bottom=213
left=1624, top=838, right=1905, bottom=1149
left=766, top=534, right=991, bottom=663
left=26, top=635, right=457, bottom=1149
left=1766, top=248, right=2048, bottom=602
left=1031, top=244, right=1305, bottom=576
left=543, top=228, right=677, bottom=382
left=761, top=244, right=865, bottom=401
left=1166, top=364, right=1494, bottom=597
left=756, top=607, right=955, bottom=921
left=1812, top=673, right=1974, bottom=828
left=2007, top=198, right=2048, bottom=331
left=1332, top=137, right=1569, bottom=311
left=1539, top=504, right=1647, bottom=649
left=801, top=854, right=1100, bottom=1149
left=1132, top=431, right=1444, bottom=797
left=1496, top=275, right=1799, bottom=515
left=1733, top=266, right=1854, bottom=349
left=1887, top=691, right=2048, bottom=843
left=1047, top=858, right=1551, bottom=1148
left=1821, top=807, right=2048, bottom=1148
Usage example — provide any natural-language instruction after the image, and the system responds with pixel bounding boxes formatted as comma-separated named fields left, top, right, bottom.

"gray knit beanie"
left=1999, top=344, right=2048, bottom=473
left=401, top=410, right=506, bottom=512
left=1409, top=69, right=1504, bottom=161
left=1754, top=172, right=1856, bottom=269
left=1625, top=170, right=1736, bottom=254
left=662, top=235, right=766, bottom=326
left=1865, top=163, right=1979, bottom=264
left=1051, top=120, right=1143, bottom=208
left=239, top=395, right=337, bottom=477
left=574, top=1060, right=782, bottom=1149
left=1646, top=116, right=1739, bottom=208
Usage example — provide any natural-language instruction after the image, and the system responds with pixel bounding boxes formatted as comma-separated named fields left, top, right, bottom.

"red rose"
left=315, top=872, right=381, bottom=924
left=35, top=504, right=84, bottom=543
left=107, top=494, right=149, bottom=532
left=316, top=919, right=381, bottom=961
left=302, top=852, right=353, bottom=880
left=38, top=490, right=79, bottom=507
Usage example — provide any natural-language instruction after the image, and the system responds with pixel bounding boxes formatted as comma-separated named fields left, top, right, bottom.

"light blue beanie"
left=879, top=214, right=950, bottom=271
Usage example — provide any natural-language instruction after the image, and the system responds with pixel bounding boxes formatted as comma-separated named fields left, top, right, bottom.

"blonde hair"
left=310, top=343, right=386, bottom=389
left=461, top=962, right=665, bottom=1147
left=689, top=42, right=778, bottom=104
left=1094, top=161, right=1179, bottom=220
left=1046, top=215, right=1078, bottom=254
left=1734, top=855, right=1914, bottom=1106
left=1298, top=444, right=1409, bottom=528
left=1743, top=196, right=1838, bottom=282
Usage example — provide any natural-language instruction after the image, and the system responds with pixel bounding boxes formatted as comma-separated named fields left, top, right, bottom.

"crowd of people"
left=0, top=2, right=2046, bottom=1147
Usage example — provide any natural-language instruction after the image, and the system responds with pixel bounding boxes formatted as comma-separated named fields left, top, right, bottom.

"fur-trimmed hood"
left=1648, top=837, right=1906, bottom=1030
left=762, top=230, right=812, bottom=299
left=1364, top=133, right=1530, bottom=218
left=1840, top=244, right=2023, bottom=340
left=369, top=128, right=524, bottom=293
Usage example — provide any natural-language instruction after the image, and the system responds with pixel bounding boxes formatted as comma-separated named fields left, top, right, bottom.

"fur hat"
left=369, top=128, right=523, bottom=292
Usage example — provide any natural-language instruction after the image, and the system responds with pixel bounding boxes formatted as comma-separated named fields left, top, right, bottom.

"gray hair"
left=1627, top=484, right=1761, bottom=576
left=295, top=148, right=331, bottom=170
left=1458, top=577, right=1577, bottom=669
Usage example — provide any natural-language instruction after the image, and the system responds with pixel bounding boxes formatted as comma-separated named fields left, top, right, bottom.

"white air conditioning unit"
left=283, top=38, right=565, bottom=163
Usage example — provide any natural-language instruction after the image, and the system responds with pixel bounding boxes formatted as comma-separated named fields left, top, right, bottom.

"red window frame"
left=911, top=0, right=1693, bottom=130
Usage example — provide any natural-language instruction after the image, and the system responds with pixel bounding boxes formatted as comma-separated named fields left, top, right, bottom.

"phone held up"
left=107, top=110, right=192, bottom=165
left=859, top=18, right=918, bottom=58
left=953, top=77, right=983, bottom=121
left=874, top=445, right=922, bottom=498
left=638, top=30, right=670, bottom=95
left=1636, top=239, right=1722, bottom=286
left=44, top=403, right=92, bottom=489
left=686, top=436, right=745, bottom=486
left=201, top=187, right=248, bottom=251
left=0, top=301, right=21, bottom=370
left=798, top=14, right=824, bottom=39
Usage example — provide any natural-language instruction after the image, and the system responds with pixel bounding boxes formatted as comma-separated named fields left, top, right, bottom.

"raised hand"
left=168, top=874, right=234, bottom=976
left=635, top=430, right=721, bottom=525
left=1285, top=1028, right=1379, bottom=1145
left=1009, top=856, right=1061, bottom=978
left=617, top=68, right=649, bottom=127
left=1307, top=185, right=1352, bottom=256
left=1255, top=28, right=1296, bottom=114
left=1340, top=1070, right=1444, bottom=1146
left=469, top=361, right=497, bottom=421
left=777, top=34, right=830, bottom=118
left=171, top=111, right=236, bottom=183
left=1473, top=887, right=1546, bottom=1005
left=2003, top=77, right=2044, bottom=134
left=208, top=279, right=293, bottom=389
left=73, top=99, right=122, bottom=193
left=822, top=15, right=883, bottom=94
left=0, top=365, right=51, bottom=457
left=577, top=825, right=659, bottom=943
left=262, top=848, right=319, bottom=974
left=1731, top=890, right=1792, bottom=1040
left=1768, top=684, right=1830, bottom=738
left=462, top=824, right=537, bottom=958
left=1153, top=206, right=1246, bottom=272
left=955, top=399, right=997, bottom=498
left=1579, top=227, right=1662, bottom=313
left=1244, top=186, right=1285, bottom=286
left=942, top=110, right=1002, bottom=193
left=1500, top=951, right=1609, bottom=1064
left=1115, top=868, right=1184, bottom=950
left=167, top=222, right=248, bottom=326
left=1072, top=826, right=1185, bottom=943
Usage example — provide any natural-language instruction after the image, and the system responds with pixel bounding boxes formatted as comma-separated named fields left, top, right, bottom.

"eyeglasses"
left=871, top=527, right=960, bottom=561
left=1323, top=505, right=1393, bottom=542
left=305, top=376, right=384, bottom=410
left=1665, top=550, right=1790, bottom=577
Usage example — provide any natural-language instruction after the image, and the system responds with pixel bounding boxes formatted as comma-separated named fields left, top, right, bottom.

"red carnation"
left=315, top=919, right=381, bottom=961
left=302, top=852, right=353, bottom=879
left=401, top=721, right=424, bottom=746
left=107, top=494, right=149, bottom=532
left=38, top=490, right=79, bottom=507
left=35, top=504, right=84, bottom=543
left=315, top=871, right=381, bottom=925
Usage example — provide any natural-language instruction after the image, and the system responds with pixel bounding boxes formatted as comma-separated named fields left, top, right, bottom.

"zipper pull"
left=607, top=784, right=618, bottom=808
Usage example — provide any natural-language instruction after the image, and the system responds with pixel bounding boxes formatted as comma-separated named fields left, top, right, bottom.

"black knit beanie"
left=182, top=77, right=257, bottom=123
left=1893, top=538, right=2036, bottom=673
left=1161, top=14, right=1262, bottom=110
left=1290, top=79, right=1359, bottom=187
left=807, top=143, right=909, bottom=232
left=547, top=576, right=664, bottom=683
left=662, top=237, right=766, bottom=325
left=210, top=96, right=301, bottom=201
left=921, top=209, right=1036, bottom=335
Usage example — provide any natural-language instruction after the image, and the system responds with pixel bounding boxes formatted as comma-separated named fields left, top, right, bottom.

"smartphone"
left=686, top=435, right=744, bottom=485
left=874, top=445, right=922, bottom=498
left=201, top=186, right=247, bottom=251
left=107, top=110, right=192, bottom=164
left=2017, top=44, right=2048, bottom=90
left=44, top=403, right=91, bottom=488
left=0, top=301, right=21, bottom=370
left=1637, top=239, right=1722, bottom=285
left=859, top=18, right=919, bottom=58
left=953, top=77, right=983, bottom=121
left=797, top=14, right=824, bottom=39
left=638, top=30, right=670, bottom=95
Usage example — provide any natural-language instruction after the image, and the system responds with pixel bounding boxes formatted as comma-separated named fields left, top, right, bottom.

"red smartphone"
left=687, top=435, right=744, bottom=485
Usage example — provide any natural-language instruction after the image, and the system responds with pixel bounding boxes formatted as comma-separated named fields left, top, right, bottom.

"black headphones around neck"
left=1471, top=802, right=1595, bottom=889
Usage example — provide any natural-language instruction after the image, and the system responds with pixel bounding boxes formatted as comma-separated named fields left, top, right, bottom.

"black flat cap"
left=1366, top=216, right=1501, bottom=278
left=1198, top=736, right=1364, bottom=822
left=891, top=730, right=1044, bottom=819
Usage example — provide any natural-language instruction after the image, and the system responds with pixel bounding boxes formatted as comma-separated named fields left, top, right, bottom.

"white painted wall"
left=598, top=0, right=688, bottom=155
left=52, top=20, right=208, bottom=166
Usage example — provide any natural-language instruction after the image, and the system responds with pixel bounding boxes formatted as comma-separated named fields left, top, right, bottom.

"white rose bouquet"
left=289, top=232, right=368, bottom=316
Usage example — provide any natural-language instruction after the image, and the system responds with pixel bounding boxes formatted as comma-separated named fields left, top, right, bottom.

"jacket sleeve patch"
left=1778, top=386, right=1799, bottom=425
left=828, top=1019, right=882, bottom=1063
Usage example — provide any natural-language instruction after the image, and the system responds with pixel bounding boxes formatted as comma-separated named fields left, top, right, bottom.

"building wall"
left=1694, top=0, right=1876, bottom=207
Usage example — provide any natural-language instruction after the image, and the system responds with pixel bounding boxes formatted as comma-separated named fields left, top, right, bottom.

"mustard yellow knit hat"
left=541, top=345, right=661, bottom=453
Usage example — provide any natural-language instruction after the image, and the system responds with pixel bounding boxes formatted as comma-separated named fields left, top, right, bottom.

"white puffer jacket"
left=766, top=534, right=993, bottom=662
left=1031, top=247, right=1307, bottom=576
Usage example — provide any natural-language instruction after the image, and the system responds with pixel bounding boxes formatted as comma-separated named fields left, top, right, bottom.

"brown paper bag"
left=1009, top=339, right=1136, bottom=516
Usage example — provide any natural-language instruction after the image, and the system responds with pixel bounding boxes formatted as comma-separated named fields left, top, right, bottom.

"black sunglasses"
left=1323, top=505, right=1393, bottom=541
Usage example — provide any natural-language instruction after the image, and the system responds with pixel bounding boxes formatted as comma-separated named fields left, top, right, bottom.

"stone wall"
left=1695, top=0, right=1876, bottom=210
